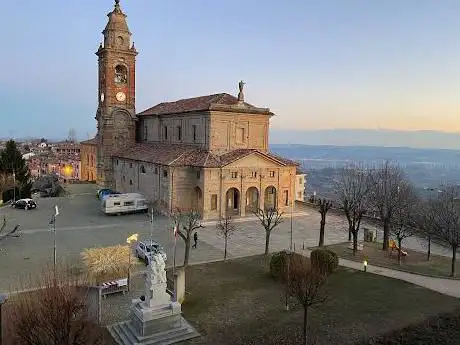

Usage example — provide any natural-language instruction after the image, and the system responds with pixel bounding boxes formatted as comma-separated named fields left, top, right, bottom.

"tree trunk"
left=319, top=216, right=326, bottom=247
left=183, top=234, right=191, bottom=267
left=397, top=237, right=402, bottom=265
left=382, top=220, right=390, bottom=251
left=264, top=230, right=271, bottom=255
left=451, top=246, right=457, bottom=278
left=303, top=306, right=308, bottom=345
left=348, top=225, right=352, bottom=241
left=427, top=235, right=431, bottom=261
left=224, top=236, right=228, bottom=262
left=353, top=232, right=358, bottom=256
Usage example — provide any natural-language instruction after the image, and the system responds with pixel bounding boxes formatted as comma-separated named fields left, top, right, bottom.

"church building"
left=80, top=0, right=303, bottom=220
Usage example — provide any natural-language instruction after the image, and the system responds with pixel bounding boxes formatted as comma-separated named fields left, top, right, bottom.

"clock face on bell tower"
left=95, top=0, right=138, bottom=188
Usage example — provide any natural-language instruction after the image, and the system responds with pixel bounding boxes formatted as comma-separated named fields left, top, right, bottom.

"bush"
left=270, top=251, right=310, bottom=282
left=269, top=251, right=288, bottom=281
left=4, top=272, right=105, bottom=345
left=310, top=248, right=339, bottom=274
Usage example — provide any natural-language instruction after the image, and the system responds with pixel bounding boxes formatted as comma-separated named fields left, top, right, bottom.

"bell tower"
left=95, top=0, right=137, bottom=188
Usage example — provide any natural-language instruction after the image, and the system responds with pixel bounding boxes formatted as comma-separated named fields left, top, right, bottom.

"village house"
left=80, top=137, right=98, bottom=182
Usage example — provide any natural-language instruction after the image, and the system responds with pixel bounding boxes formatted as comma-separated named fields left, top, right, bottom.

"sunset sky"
left=1, top=0, right=459, bottom=138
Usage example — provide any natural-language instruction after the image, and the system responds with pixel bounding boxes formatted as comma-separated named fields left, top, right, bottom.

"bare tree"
left=369, top=161, right=408, bottom=251
left=389, top=182, right=418, bottom=264
left=318, top=199, right=332, bottom=247
left=216, top=215, right=237, bottom=262
left=0, top=172, right=13, bottom=200
left=334, top=166, right=372, bottom=255
left=171, top=209, right=204, bottom=267
left=431, top=185, right=460, bottom=277
left=254, top=207, right=284, bottom=255
left=285, top=253, right=328, bottom=345
left=6, top=272, right=104, bottom=345
left=413, top=198, right=438, bottom=261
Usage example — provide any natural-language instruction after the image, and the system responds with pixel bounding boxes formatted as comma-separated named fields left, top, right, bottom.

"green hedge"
left=269, top=251, right=289, bottom=281
left=310, top=248, right=339, bottom=274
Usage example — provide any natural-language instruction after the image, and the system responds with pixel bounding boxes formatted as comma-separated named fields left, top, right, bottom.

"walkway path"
left=299, top=248, right=460, bottom=298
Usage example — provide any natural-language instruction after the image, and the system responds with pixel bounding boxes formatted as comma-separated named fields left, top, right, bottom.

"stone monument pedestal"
left=108, top=253, right=200, bottom=345
left=131, top=300, right=182, bottom=336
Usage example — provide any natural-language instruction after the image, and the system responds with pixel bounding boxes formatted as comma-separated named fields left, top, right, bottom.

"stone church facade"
left=81, top=0, right=303, bottom=220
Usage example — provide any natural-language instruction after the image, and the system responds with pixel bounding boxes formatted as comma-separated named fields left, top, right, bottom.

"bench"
left=100, top=278, right=128, bottom=297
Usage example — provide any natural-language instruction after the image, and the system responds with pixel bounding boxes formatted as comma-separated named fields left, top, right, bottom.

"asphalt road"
left=0, top=184, right=451, bottom=292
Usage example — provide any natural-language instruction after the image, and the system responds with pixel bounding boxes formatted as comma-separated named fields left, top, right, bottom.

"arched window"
left=140, top=165, right=146, bottom=174
left=115, top=65, right=127, bottom=84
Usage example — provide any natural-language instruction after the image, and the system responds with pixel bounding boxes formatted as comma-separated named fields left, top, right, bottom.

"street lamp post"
left=49, top=206, right=59, bottom=280
left=172, top=223, right=178, bottom=302
left=290, top=199, right=293, bottom=251
left=424, top=187, right=436, bottom=261
left=285, top=197, right=294, bottom=312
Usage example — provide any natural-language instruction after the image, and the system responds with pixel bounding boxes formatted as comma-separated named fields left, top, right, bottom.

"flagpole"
left=53, top=218, right=56, bottom=279
left=173, top=223, right=177, bottom=302
left=127, top=244, right=131, bottom=292
left=126, top=233, right=139, bottom=294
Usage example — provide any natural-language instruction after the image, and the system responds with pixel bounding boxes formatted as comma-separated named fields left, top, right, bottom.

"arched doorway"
left=226, top=187, right=240, bottom=216
left=246, top=187, right=259, bottom=213
left=192, top=186, right=203, bottom=213
left=264, top=186, right=277, bottom=211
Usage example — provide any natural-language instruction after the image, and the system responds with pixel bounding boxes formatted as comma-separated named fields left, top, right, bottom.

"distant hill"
left=269, top=144, right=460, bottom=199
left=269, top=129, right=460, bottom=150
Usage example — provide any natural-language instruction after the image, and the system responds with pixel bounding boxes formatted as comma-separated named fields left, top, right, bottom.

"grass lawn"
left=179, top=255, right=460, bottom=345
left=320, top=241, right=458, bottom=279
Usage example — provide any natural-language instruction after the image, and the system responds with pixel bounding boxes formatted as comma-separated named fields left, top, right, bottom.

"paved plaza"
left=0, top=184, right=453, bottom=293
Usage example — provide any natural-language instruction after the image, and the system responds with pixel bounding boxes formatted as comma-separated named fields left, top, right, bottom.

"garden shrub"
left=269, top=251, right=288, bottom=281
left=310, top=248, right=339, bottom=274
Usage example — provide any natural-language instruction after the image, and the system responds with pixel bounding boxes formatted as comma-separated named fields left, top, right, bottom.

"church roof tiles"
left=137, top=93, right=273, bottom=117
left=111, top=143, right=298, bottom=168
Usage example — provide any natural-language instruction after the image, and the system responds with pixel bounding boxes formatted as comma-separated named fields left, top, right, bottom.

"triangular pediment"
left=224, top=151, right=286, bottom=168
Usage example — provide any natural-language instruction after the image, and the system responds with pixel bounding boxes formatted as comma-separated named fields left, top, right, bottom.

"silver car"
left=135, top=240, right=167, bottom=264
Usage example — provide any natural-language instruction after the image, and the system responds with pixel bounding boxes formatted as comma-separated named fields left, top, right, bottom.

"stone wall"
left=140, top=113, right=210, bottom=149
left=112, top=158, right=170, bottom=207
left=203, top=163, right=296, bottom=220
left=209, top=111, right=270, bottom=153
left=138, top=110, right=270, bottom=154
left=112, top=156, right=296, bottom=220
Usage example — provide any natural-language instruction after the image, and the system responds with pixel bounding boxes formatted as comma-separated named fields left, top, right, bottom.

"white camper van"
left=101, top=193, right=149, bottom=215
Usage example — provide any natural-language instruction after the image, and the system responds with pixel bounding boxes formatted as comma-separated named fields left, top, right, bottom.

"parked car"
left=12, top=199, right=37, bottom=210
left=97, top=188, right=116, bottom=200
left=135, top=240, right=167, bottom=264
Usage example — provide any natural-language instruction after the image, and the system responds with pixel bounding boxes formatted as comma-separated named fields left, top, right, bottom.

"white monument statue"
left=111, top=250, right=200, bottom=344
left=144, top=253, right=171, bottom=308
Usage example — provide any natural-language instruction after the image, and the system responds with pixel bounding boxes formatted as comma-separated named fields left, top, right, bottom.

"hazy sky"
left=1, top=0, right=460, bottom=139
